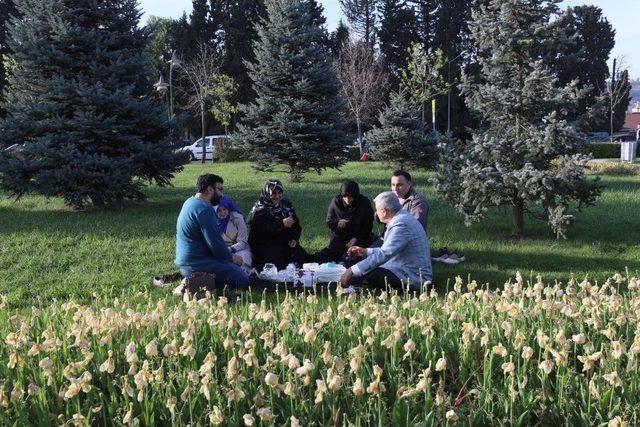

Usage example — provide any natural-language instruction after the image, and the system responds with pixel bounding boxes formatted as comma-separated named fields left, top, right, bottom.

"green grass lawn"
left=1, top=161, right=639, bottom=307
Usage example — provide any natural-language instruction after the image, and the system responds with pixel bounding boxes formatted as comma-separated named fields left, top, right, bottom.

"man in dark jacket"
left=314, top=180, right=373, bottom=263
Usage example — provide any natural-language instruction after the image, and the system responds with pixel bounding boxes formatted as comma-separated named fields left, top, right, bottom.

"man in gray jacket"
left=340, top=191, right=432, bottom=292
left=391, top=170, right=428, bottom=231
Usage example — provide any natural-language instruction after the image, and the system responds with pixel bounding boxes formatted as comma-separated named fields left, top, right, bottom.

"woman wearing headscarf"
left=214, top=197, right=252, bottom=272
left=248, top=179, right=309, bottom=269
left=314, top=180, right=374, bottom=263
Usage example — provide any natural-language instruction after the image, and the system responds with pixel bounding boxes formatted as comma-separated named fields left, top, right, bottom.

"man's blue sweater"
left=175, top=196, right=231, bottom=276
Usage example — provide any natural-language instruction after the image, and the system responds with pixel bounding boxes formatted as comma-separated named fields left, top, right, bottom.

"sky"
left=138, top=0, right=640, bottom=78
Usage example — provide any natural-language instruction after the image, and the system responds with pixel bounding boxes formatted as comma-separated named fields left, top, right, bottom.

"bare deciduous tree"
left=334, top=39, right=388, bottom=155
left=603, top=57, right=631, bottom=142
left=179, top=43, right=221, bottom=163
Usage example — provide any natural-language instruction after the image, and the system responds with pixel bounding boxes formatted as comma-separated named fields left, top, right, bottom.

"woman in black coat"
left=314, top=180, right=374, bottom=263
left=248, top=179, right=309, bottom=270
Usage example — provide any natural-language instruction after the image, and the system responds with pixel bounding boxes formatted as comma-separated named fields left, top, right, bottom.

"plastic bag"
left=315, top=262, right=346, bottom=283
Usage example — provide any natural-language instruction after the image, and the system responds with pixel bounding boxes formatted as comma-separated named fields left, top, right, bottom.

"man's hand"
left=340, top=268, right=353, bottom=285
left=288, top=239, right=297, bottom=248
left=232, top=255, right=243, bottom=266
left=283, top=217, right=294, bottom=228
left=345, top=237, right=357, bottom=248
left=337, top=219, right=349, bottom=229
left=346, top=245, right=366, bottom=258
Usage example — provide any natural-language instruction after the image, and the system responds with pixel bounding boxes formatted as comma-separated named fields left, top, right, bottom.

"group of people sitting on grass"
left=173, top=169, right=433, bottom=294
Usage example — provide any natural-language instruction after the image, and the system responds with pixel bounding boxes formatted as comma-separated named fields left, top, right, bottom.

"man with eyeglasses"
left=174, top=173, right=248, bottom=289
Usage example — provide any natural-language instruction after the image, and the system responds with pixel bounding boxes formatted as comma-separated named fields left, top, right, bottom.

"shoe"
left=153, top=272, right=183, bottom=288
left=447, top=253, right=466, bottom=263
left=153, top=276, right=171, bottom=288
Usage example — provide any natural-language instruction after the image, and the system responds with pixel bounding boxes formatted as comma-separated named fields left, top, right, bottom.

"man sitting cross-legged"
left=174, top=173, right=248, bottom=290
left=340, top=191, right=432, bottom=292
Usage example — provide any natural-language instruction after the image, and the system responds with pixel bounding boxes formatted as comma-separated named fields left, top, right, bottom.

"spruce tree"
left=552, top=5, right=615, bottom=131
left=435, top=0, right=600, bottom=238
left=339, top=0, right=379, bottom=50
left=329, top=20, right=350, bottom=58
left=0, top=0, right=18, bottom=117
left=212, top=0, right=266, bottom=107
left=235, top=0, right=346, bottom=181
left=0, top=0, right=184, bottom=209
left=366, top=90, right=440, bottom=168
left=378, top=0, right=417, bottom=87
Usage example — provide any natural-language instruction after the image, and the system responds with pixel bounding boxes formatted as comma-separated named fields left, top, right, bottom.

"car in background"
left=179, top=135, right=229, bottom=161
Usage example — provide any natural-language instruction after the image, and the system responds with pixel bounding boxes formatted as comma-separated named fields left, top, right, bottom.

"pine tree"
left=339, top=0, right=379, bottom=49
left=235, top=0, right=347, bottom=181
left=435, top=0, right=600, bottom=238
left=378, top=0, right=417, bottom=87
left=366, top=90, right=440, bottom=168
left=552, top=5, right=615, bottom=131
left=329, top=20, right=350, bottom=58
left=212, top=0, right=266, bottom=108
left=0, top=0, right=184, bottom=209
left=408, top=0, right=437, bottom=52
left=187, top=0, right=217, bottom=56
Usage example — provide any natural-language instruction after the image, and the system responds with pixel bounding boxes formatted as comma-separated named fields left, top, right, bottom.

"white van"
left=180, top=135, right=229, bottom=161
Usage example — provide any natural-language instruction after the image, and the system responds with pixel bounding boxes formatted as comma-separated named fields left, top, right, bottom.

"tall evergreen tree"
left=431, top=0, right=477, bottom=135
left=408, top=0, right=437, bottom=52
left=212, top=0, right=266, bottom=108
left=0, top=0, right=184, bottom=209
left=339, top=0, right=379, bottom=49
left=435, top=0, right=600, bottom=238
left=187, top=0, right=217, bottom=57
left=236, top=0, right=346, bottom=181
left=378, top=0, right=417, bottom=87
left=0, top=0, right=18, bottom=117
left=329, top=20, right=350, bottom=58
left=552, top=5, right=615, bottom=131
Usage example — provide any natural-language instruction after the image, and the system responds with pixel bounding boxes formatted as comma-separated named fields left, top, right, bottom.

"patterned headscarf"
left=249, top=179, right=289, bottom=221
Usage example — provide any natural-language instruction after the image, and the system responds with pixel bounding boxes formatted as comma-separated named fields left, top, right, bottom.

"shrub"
left=588, top=143, right=619, bottom=159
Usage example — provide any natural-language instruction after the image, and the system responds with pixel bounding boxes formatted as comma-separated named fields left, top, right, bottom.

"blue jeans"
left=179, top=262, right=248, bottom=290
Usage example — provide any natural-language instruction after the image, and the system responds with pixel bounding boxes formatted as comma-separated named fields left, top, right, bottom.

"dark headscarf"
left=214, top=196, right=240, bottom=233
left=335, top=180, right=361, bottom=216
left=249, top=179, right=289, bottom=221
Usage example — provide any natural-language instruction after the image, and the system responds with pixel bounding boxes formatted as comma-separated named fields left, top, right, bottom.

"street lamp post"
left=154, top=73, right=169, bottom=119
left=168, top=50, right=181, bottom=120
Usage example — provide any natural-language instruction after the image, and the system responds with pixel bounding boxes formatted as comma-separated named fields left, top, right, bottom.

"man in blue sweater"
left=175, top=174, right=248, bottom=289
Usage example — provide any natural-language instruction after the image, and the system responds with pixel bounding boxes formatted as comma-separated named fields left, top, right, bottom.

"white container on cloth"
left=315, top=262, right=347, bottom=283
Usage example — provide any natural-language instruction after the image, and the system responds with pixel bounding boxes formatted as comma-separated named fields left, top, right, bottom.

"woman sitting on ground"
left=314, top=179, right=374, bottom=263
left=215, top=197, right=252, bottom=272
left=248, top=179, right=309, bottom=270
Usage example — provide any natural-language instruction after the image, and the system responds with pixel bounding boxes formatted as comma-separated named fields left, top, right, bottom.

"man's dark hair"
left=196, top=174, right=223, bottom=193
left=392, top=170, right=412, bottom=182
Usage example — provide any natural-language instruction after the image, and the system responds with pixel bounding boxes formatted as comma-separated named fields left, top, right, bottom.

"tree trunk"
left=512, top=197, right=524, bottom=238
left=356, top=119, right=363, bottom=156
left=200, top=102, right=206, bottom=164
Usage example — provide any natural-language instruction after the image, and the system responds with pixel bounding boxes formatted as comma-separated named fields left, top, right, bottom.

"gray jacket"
left=399, top=186, right=429, bottom=231
left=352, top=210, right=432, bottom=290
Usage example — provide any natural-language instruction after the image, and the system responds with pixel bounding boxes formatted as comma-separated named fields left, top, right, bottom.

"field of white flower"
left=1, top=273, right=638, bottom=426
